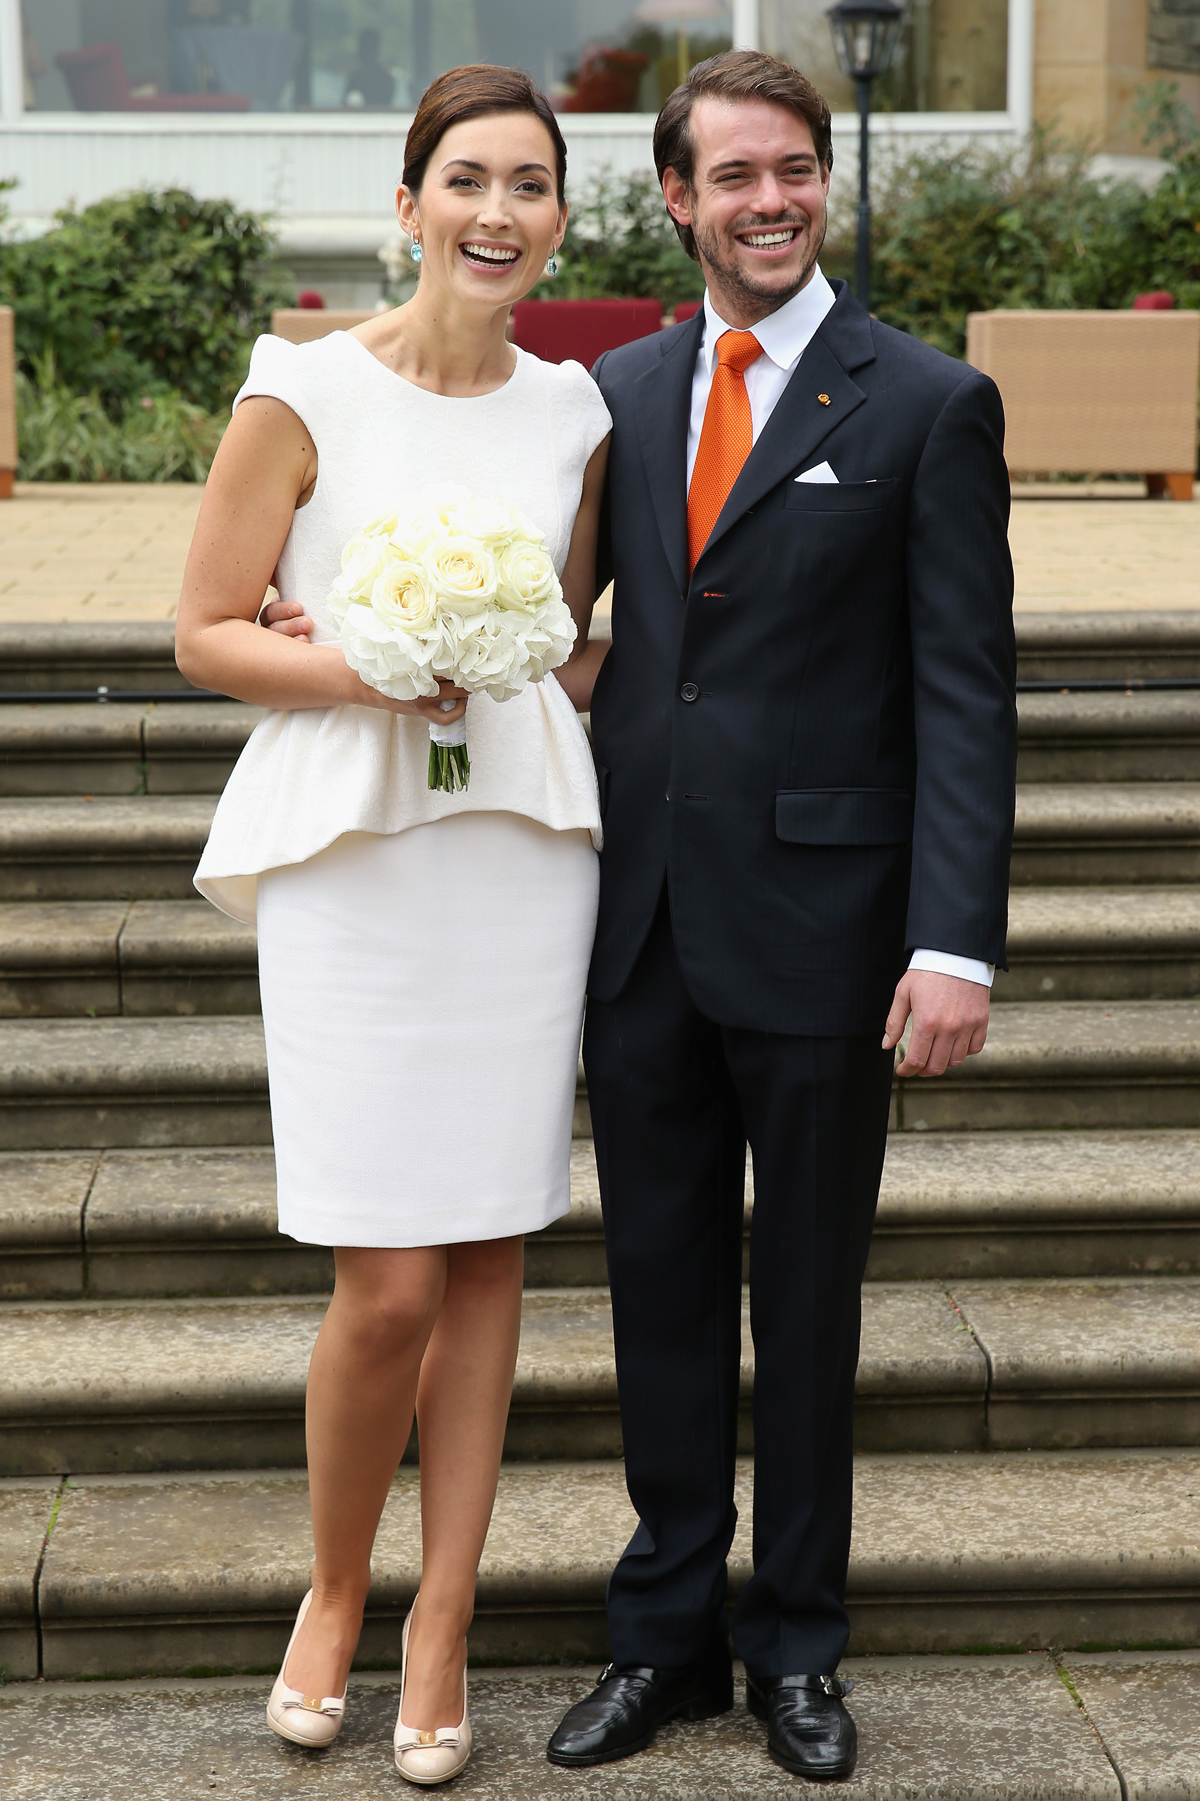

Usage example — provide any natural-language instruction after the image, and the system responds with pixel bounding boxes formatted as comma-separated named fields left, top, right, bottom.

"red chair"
left=55, top=42, right=250, bottom=110
left=510, top=299, right=663, bottom=368
left=557, top=47, right=648, bottom=113
left=673, top=301, right=703, bottom=323
left=1133, top=291, right=1176, bottom=310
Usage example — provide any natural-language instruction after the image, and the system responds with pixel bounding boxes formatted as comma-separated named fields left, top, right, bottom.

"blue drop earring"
left=410, top=238, right=423, bottom=264
left=545, top=251, right=559, bottom=278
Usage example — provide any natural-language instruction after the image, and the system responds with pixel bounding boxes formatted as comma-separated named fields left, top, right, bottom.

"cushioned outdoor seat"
left=510, top=299, right=663, bottom=368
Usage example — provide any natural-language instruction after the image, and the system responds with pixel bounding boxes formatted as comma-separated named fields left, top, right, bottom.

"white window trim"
left=1, top=0, right=1033, bottom=130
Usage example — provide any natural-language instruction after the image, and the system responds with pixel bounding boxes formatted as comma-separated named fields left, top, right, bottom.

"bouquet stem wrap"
left=328, top=485, right=577, bottom=797
left=428, top=706, right=470, bottom=793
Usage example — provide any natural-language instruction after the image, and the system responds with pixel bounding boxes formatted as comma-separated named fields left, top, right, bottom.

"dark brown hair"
left=653, top=50, right=833, bottom=261
left=403, top=65, right=567, bottom=203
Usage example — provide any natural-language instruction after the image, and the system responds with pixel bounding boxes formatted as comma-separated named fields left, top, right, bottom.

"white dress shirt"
left=686, top=270, right=994, bottom=991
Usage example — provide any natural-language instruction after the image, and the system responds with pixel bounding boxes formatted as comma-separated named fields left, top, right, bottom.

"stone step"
left=4, top=1652, right=1173, bottom=1800
left=894, top=998, right=1200, bottom=1132
left=3, top=1127, right=1200, bottom=1306
left=1014, top=609, right=1200, bottom=683
left=1011, top=783, right=1200, bottom=883
left=0, top=1016, right=269, bottom=1151
left=0, top=702, right=260, bottom=797
left=0, top=797, right=214, bottom=900
left=1017, top=689, right=1200, bottom=782
left=7, top=884, right=1199, bottom=1021
left=999, top=885, right=1200, bottom=1001
left=0, top=623, right=196, bottom=695
left=0, top=901, right=259, bottom=1017
left=0, top=786, right=1194, bottom=905
left=2, top=1274, right=1196, bottom=1480
left=4, top=1446, right=1196, bottom=1678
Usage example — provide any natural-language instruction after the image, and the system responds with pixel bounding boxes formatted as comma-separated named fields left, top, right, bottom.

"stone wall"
left=1148, top=0, right=1200, bottom=75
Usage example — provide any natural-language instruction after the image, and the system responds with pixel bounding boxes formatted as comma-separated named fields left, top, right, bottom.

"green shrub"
left=530, top=169, right=704, bottom=310
left=15, top=358, right=226, bottom=483
left=0, top=188, right=291, bottom=416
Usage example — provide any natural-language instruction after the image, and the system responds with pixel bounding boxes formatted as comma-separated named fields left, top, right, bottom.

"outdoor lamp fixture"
left=825, top=0, right=904, bottom=313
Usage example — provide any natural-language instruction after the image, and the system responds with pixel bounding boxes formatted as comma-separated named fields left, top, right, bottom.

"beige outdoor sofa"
left=967, top=309, right=1200, bottom=499
left=0, top=307, right=15, bottom=499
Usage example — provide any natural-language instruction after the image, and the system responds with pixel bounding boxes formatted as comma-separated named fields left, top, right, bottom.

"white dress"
left=194, top=332, right=611, bottom=1248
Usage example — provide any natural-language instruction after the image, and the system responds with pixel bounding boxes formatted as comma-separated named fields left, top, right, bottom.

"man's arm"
left=888, top=368, right=1016, bottom=1077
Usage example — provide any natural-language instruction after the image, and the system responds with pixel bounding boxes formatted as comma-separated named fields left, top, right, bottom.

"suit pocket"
left=783, top=477, right=896, bottom=514
left=776, top=788, right=913, bottom=845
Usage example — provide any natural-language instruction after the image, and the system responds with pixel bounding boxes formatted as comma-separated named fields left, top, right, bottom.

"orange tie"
left=687, top=329, right=763, bottom=572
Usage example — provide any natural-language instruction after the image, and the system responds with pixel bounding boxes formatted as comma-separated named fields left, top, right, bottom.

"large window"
left=20, top=0, right=734, bottom=113
left=762, top=0, right=1007, bottom=113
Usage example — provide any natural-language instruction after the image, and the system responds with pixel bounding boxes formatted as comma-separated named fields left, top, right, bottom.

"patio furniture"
left=966, top=309, right=1200, bottom=501
left=673, top=300, right=702, bottom=323
left=55, top=41, right=250, bottom=110
left=271, top=310, right=373, bottom=344
left=510, top=299, right=663, bottom=367
left=0, top=307, right=15, bottom=500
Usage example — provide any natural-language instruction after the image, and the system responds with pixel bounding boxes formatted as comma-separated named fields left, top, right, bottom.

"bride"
left=176, top=64, right=611, bottom=1786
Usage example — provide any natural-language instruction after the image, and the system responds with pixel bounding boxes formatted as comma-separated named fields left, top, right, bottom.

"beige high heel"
left=393, top=1603, right=472, bottom=1786
left=266, top=1589, right=347, bottom=1749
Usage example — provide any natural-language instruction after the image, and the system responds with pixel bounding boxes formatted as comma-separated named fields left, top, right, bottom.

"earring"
left=545, top=251, right=559, bottom=278
left=409, top=239, right=423, bottom=264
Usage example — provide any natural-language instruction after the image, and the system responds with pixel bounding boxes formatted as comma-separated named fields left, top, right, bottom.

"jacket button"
left=680, top=682, right=699, bottom=702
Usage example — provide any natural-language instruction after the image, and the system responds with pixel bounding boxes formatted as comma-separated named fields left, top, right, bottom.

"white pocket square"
left=795, top=462, right=838, bottom=484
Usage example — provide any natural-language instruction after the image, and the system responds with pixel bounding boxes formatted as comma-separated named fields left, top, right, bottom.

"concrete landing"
left=2, top=1653, right=1178, bottom=1799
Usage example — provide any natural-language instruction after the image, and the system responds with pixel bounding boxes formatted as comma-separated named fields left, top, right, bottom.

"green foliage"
left=0, top=188, right=291, bottom=415
left=824, top=93, right=1200, bottom=357
left=15, top=358, right=226, bottom=483
left=530, top=169, right=704, bottom=310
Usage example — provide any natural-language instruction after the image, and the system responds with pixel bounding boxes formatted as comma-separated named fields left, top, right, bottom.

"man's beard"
left=693, top=206, right=826, bottom=315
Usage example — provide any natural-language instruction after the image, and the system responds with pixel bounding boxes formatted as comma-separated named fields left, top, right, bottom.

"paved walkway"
left=4, top=1655, right=1197, bottom=1798
left=0, top=481, right=1197, bottom=623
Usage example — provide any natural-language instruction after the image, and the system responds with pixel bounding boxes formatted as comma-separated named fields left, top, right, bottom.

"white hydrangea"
left=327, top=488, right=576, bottom=706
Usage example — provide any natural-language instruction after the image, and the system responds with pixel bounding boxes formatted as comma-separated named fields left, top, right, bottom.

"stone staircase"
left=1, top=617, right=1198, bottom=1705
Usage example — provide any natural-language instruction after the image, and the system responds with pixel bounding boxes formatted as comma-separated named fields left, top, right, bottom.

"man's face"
left=663, top=97, right=831, bottom=322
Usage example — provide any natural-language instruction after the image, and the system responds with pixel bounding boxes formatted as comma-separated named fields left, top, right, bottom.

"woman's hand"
left=255, top=599, right=467, bottom=721
left=554, top=435, right=611, bottom=713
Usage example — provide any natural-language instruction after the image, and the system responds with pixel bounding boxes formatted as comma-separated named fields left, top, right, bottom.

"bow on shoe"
left=279, top=1690, right=346, bottom=1717
left=394, top=1722, right=463, bottom=1750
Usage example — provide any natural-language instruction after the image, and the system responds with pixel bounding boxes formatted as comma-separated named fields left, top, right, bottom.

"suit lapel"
left=634, top=310, right=703, bottom=599
left=696, top=284, right=877, bottom=572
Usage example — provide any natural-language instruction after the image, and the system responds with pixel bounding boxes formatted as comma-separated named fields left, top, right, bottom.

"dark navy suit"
left=583, top=280, right=1016, bottom=1677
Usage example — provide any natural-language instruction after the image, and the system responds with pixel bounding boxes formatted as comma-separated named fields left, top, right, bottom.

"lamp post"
left=825, top=0, right=904, bottom=314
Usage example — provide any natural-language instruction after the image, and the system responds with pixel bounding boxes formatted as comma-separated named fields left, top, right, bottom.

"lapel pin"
left=817, top=393, right=830, bottom=406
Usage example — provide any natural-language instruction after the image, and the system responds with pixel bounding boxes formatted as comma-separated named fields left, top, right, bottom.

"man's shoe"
left=745, top=1672, right=857, bottom=1781
left=546, top=1655, right=734, bottom=1767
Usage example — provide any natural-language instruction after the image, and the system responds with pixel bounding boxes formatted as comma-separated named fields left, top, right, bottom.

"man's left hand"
left=884, top=970, right=990, bottom=1077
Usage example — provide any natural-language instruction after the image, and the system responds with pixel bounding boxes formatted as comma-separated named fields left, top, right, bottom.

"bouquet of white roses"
left=327, top=485, right=577, bottom=792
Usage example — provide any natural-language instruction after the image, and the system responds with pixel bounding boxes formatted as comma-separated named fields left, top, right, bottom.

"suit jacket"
left=587, top=279, right=1017, bottom=1036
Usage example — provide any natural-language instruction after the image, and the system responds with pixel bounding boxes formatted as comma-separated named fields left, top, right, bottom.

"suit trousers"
left=583, top=887, right=895, bottom=1677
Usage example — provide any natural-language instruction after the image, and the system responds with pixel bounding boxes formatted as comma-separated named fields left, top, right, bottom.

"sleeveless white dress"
left=194, top=332, right=611, bottom=1248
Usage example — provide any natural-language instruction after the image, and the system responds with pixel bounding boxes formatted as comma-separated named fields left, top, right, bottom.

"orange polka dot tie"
left=687, top=329, right=764, bottom=574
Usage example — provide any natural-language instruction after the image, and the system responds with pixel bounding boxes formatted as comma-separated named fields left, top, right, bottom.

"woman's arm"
left=175, top=398, right=465, bottom=722
left=553, top=435, right=612, bottom=715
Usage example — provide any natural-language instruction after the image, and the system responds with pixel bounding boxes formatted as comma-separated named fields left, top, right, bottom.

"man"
left=545, top=51, right=1015, bottom=1782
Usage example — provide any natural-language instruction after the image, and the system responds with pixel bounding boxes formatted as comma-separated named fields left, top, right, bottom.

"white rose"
left=338, top=536, right=392, bottom=595
left=445, top=492, right=518, bottom=546
left=358, top=507, right=399, bottom=539
left=369, top=558, right=439, bottom=632
left=423, top=537, right=499, bottom=612
left=496, top=540, right=560, bottom=612
left=391, top=505, right=452, bottom=558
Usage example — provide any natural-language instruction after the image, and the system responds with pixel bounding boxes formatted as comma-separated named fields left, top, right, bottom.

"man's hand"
left=259, top=597, right=314, bottom=641
left=884, top=970, right=990, bottom=1078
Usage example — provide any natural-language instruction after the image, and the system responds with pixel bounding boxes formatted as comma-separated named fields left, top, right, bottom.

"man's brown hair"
left=403, top=64, right=567, bottom=202
left=653, top=50, right=833, bottom=261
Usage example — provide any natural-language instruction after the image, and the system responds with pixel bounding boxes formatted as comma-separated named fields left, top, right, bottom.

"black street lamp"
left=825, top=0, right=904, bottom=314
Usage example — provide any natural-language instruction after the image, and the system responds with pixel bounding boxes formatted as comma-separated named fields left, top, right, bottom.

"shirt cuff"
left=908, top=949, right=995, bottom=988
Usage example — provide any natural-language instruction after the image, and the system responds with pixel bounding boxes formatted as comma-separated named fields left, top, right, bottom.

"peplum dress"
left=194, top=331, right=611, bottom=1248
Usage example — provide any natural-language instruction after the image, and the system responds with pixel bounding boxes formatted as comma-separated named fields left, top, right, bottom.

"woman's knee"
left=331, top=1248, right=445, bottom=1355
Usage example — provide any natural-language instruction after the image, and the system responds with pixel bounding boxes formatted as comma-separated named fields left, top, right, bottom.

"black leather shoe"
left=745, top=1672, right=857, bottom=1781
left=546, top=1654, right=734, bottom=1767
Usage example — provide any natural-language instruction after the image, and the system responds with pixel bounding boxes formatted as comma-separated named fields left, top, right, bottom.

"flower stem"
left=427, top=740, right=471, bottom=792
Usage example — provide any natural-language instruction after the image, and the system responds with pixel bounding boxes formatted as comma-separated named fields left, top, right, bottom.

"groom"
left=546, top=51, right=1015, bottom=1782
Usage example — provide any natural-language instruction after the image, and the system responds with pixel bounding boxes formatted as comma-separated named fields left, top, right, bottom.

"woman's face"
left=399, top=113, right=567, bottom=308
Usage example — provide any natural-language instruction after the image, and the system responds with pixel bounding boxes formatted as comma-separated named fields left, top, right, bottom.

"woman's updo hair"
left=403, top=65, right=567, bottom=204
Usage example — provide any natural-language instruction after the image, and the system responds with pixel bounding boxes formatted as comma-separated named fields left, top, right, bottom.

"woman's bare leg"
left=284, top=1244, right=446, bottom=1700
left=400, top=1234, right=525, bottom=1729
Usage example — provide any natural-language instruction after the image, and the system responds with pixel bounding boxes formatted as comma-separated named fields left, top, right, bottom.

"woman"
left=176, top=65, right=611, bottom=1786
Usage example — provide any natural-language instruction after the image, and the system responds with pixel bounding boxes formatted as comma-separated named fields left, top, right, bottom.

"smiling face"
left=662, top=96, right=831, bottom=326
left=397, top=112, right=567, bottom=308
